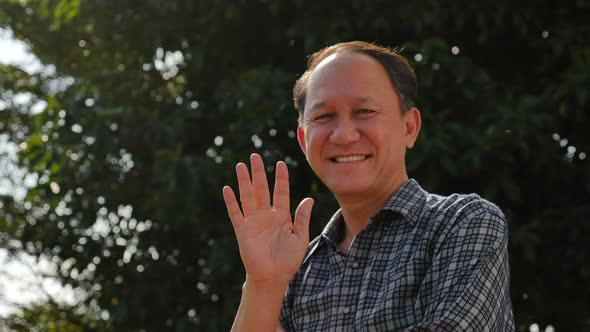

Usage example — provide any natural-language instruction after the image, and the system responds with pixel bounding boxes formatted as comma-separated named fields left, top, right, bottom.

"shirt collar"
left=380, top=178, right=428, bottom=226
left=320, top=209, right=344, bottom=247
left=319, top=178, right=428, bottom=245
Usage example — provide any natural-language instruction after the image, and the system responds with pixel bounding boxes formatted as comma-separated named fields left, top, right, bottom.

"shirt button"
left=343, top=307, right=352, bottom=314
left=351, top=261, right=359, bottom=269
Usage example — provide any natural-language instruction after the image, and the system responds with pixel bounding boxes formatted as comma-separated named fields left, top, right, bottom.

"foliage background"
left=0, top=0, right=589, bottom=331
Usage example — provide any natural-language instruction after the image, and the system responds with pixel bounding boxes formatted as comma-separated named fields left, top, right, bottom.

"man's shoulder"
left=425, top=191, right=504, bottom=219
left=385, top=179, right=503, bottom=227
left=419, top=191, right=509, bottom=255
left=421, top=189, right=507, bottom=237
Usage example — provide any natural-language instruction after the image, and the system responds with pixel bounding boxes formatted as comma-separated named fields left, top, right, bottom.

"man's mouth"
left=330, top=155, right=370, bottom=163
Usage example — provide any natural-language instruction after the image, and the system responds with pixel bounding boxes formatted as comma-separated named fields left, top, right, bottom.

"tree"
left=0, top=0, right=589, bottom=330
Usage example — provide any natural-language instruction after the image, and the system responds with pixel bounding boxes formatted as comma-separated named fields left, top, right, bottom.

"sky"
left=0, top=28, right=44, bottom=74
left=0, top=27, right=76, bottom=317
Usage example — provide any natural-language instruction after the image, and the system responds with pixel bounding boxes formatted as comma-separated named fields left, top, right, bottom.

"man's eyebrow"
left=308, top=101, right=326, bottom=112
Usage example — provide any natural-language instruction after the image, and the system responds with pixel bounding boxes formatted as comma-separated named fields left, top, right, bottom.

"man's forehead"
left=304, top=52, right=399, bottom=114
left=308, top=52, right=384, bottom=88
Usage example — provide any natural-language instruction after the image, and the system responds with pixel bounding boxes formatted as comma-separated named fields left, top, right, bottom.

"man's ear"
left=404, top=107, right=421, bottom=149
left=297, top=126, right=307, bottom=154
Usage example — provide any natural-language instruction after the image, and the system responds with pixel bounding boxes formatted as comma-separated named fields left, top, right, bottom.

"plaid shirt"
left=280, top=179, right=514, bottom=331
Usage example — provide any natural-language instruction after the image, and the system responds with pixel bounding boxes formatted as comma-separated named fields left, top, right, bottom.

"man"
left=223, top=41, right=514, bottom=331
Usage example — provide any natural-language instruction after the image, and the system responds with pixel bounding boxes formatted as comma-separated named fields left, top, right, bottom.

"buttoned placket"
left=338, top=218, right=384, bottom=329
left=336, top=236, right=361, bottom=327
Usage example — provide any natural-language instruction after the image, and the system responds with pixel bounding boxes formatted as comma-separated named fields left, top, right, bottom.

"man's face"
left=297, top=52, right=420, bottom=199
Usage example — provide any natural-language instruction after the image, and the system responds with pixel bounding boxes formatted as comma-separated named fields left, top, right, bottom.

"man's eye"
left=313, top=114, right=333, bottom=121
left=356, top=109, right=376, bottom=117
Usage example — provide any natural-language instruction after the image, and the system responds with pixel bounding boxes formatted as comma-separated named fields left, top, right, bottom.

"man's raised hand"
left=223, top=153, right=314, bottom=285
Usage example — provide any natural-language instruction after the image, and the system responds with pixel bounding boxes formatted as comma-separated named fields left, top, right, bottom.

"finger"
left=222, top=186, right=244, bottom=230
left=293, top=198, right=314, bottom=243
left=250, top=153, right=271, bottom=209
left=236, top=163, right=256, bottom=217
left=273, top=161, right=290, bottom=211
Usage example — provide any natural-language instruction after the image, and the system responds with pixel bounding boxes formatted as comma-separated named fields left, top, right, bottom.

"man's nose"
left=329, top=117, right=360, bottom=145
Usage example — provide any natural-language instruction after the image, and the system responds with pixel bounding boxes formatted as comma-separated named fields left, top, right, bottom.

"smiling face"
left=298, top=52, right=421, bottom=200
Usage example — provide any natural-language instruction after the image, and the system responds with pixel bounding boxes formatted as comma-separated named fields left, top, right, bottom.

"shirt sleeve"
left=405, top=209, right=514, bottom=331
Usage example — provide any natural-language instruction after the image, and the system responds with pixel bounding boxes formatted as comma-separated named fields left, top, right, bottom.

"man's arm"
left=223, top=154, right=314, bottom=332
left=406, top=209, right=514, bottom=331
left=231, top=278, right=288, bottom=332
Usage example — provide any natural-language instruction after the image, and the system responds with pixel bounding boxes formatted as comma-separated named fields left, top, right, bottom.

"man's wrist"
left=243, top=275, right=290, bottom=293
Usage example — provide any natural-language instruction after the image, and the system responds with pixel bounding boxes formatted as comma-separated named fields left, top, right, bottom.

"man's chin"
left=325, top=181, right=370, bottom=197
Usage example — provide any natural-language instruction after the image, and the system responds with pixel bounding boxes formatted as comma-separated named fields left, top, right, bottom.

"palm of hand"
left=223, top=154, right=314, bottom=284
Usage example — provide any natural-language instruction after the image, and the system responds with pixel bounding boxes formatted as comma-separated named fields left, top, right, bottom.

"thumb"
left=293, top=198, right=314, bottom=242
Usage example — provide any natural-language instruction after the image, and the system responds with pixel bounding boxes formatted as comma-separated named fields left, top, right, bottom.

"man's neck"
left=335, top=173, right=408, bottom=253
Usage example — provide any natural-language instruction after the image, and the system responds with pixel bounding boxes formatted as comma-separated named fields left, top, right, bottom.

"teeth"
left=334, top=155, right=367, bottom=162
